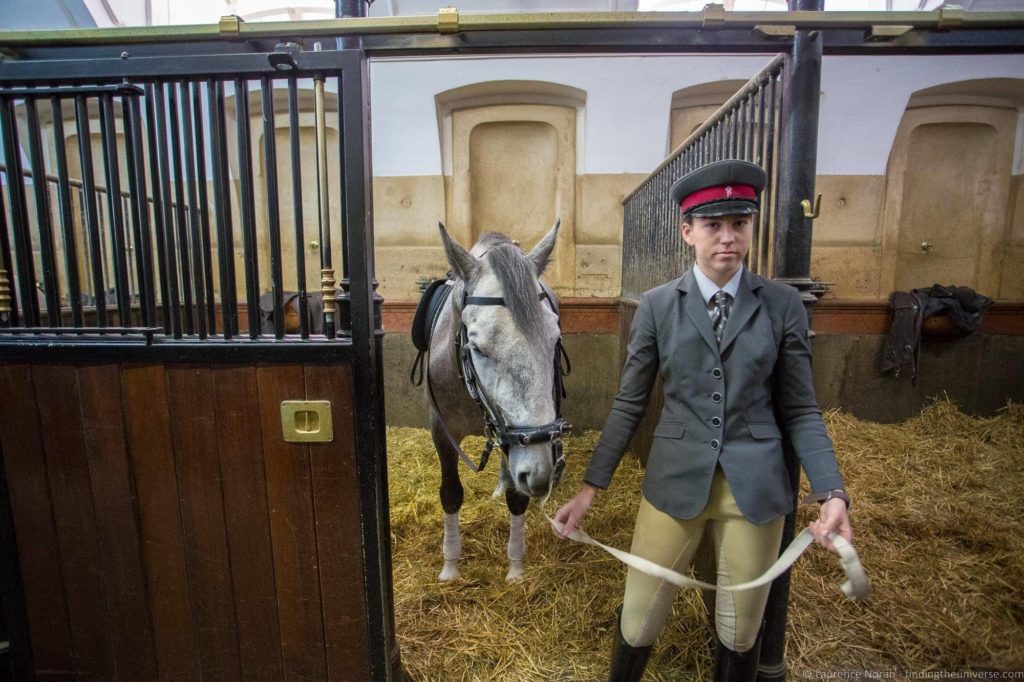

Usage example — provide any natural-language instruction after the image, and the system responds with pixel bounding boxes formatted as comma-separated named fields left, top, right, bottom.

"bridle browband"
left=455, top=286, right=572, bottom=483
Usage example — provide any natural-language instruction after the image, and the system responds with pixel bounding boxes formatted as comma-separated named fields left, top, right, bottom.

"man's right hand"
left=552, top=484, right=598, bottom=540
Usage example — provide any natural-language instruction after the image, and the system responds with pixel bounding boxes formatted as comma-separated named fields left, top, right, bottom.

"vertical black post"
left=261, top=77, right=285, bottom=340
left=0, top=96, right=37, bottom=327
left=340, top=50, right=400, bottom=682
left=144, top=84, right=172, bottom=331
left=335, top=0, right=370, bottom=334
left=125, top=94, right=157, bottom=328
left=234, top=78, right=261, bottom=339
left=99, top=94, right=133, bottom=325
left=208, top=79, right=237, bottom=339
left=24, top=97, right=62, bottom=325
left=760, top=1, right=824, bottom=680
left=190, top=82, right=217, bottom=334
left=74, top=96, right=108, bottom=327
left=287, top=75, right=309, bottom=339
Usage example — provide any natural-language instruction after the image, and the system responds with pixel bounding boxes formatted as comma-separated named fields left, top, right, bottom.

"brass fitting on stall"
left=321, top=268, right=337, bottom=316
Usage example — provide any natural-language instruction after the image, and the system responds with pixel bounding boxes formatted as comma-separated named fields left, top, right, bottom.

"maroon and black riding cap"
left=669, top=159, right=767, bottom=218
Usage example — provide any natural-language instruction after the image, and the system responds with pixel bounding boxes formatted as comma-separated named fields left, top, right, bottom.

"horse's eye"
left=470, top=344, right=488, bottom=359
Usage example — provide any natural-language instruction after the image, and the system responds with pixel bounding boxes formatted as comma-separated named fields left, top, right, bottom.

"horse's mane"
left=474, top=232, right=546, bottom=340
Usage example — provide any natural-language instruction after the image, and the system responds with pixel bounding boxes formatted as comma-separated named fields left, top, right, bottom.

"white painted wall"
left=369, top=53, right=1024, bottom=177
left=818, top=54, right=1024, bottom=175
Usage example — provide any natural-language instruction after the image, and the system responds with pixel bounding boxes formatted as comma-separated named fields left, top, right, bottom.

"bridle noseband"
left=456, top=287, right=572, bottom=484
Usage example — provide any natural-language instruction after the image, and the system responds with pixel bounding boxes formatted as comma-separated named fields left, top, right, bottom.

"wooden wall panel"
left=78, top=364, right=159, bottom=681
left=213, top=365, right=285, bottom=681
left=166, top=366, right=242, bottom=680
left=121, top=364, right=202, bottom=681
left=257, top=365, right=328, bottom=682
left=2, top=359, right=371, bottom=681
left=305, top=364, right=370, bottom=681
left=0, top=364, right=74, bottom=673
left=32, top=364, right=117, bottom=680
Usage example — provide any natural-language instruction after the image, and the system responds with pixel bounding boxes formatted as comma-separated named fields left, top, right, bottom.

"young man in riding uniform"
left=554, top=159, right=852, bottom=681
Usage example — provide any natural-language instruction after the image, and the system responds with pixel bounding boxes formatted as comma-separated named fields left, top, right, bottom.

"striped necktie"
left=711, top=290, right=733, bottom=346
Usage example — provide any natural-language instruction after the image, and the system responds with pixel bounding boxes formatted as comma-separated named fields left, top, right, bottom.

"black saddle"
left=410, top=278, right=453, bottom=384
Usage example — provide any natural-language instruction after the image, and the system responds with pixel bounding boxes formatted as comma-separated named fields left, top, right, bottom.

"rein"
left=539, top=482, right=870, bottom=601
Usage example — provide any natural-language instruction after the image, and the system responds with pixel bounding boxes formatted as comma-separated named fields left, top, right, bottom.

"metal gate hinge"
left=219, top=15, right=244, bottom=37
left=438, top=6, right=459, bottom=34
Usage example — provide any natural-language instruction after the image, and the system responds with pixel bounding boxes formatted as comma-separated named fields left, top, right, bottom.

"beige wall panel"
left=575, top=244, right=621, bottom=298
left=812, top=175, right=885, bottom=246
left=811, top=245, right=883, bottom=300
left=373, top=176, right=447, bottom=247
left=1003, top=175, right=1024, bottom=299
left=373, top=245, right=448, bottom=300
left=449, top=104, right=575, bottom=296
left=469, top=120, right=558, bottom=239
left=1010, top=175, right=1024, bottom=246
left=879, top=105, right=1016, bottom=298
left=576, top=173, right=647, bottom=245
left=670, top=104, right=721, bottom=153
left=999, top=247, right=1024, bottom=300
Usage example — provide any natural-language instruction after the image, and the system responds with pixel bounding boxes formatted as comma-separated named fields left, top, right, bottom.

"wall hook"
left=801, top=193, right=822, bottom=219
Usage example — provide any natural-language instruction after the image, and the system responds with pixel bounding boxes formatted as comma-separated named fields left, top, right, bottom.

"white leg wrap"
left=506, top=513, right=526, bottom=582
left=438, top=512, right=461, bottom=582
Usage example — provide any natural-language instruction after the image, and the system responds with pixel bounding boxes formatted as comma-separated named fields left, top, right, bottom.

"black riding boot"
left=608, top=610, right=652, bottom=682
left=713, top=635, right=762, bottom=682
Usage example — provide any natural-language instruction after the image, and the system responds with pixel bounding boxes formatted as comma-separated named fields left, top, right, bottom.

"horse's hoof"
left=505, top=561, right=525, bottom=582
left=438, top=561, right=460, bottom=582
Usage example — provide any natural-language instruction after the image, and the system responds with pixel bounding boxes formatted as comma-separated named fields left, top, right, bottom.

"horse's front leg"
left=505, top=487, right=529, bottom=582
left=431, top=419, right=464, bottom=582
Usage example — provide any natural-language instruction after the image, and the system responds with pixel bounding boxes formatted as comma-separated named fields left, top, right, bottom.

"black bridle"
left=455, top=286, right=572, bottom=483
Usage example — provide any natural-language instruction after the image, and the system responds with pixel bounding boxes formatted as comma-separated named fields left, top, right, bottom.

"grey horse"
left=428, top=221, right=566, bottom=582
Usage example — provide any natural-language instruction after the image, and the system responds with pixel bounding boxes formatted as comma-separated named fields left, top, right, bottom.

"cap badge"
left=725, top=185, right=734, bottom=197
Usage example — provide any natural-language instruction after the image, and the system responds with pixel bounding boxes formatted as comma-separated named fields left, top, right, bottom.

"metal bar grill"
left=620, top=54, right=786, bottom=302
left=0, top=60, right=356, bottom=344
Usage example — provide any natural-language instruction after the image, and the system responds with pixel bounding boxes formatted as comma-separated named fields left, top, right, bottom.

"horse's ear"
left=527, top=218, right=560, bottom=277
left=438, top=222, right=479, bottom=282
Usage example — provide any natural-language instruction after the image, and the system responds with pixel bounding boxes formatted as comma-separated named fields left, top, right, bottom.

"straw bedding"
left=389, top=399, right=1024, bottom=680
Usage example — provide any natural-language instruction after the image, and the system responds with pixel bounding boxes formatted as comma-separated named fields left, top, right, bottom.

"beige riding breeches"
left=620, top=468, right=785, bottom=652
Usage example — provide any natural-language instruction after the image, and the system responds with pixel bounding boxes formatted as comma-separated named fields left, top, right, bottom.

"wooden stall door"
left=0, top=361, right=371, bottom=682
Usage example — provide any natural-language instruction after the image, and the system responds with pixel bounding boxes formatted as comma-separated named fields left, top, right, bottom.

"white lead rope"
left=541, top=493, right=871, bottom=601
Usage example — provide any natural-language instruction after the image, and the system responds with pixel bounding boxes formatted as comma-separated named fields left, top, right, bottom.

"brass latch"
left=281, top=401, right=334, bottom=443
left=438, top=7, right=459, bottom=34
left=218, top=15, right=244, bottom=37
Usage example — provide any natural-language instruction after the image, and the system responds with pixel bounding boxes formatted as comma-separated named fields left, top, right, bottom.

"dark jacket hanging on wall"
left=882, top=284, right=994, bottom=382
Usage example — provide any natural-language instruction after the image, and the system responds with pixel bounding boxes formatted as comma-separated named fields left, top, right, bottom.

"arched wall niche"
left=668, top=80, right=747, bottom=154
left=878, top=78, right=1024, bottom=300
left=227, top=84, right=343, bottom=300
left=437, top=81, right=585, bottom=295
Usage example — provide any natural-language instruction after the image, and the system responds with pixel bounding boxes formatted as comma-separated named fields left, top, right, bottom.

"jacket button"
left=711, top=416, right=722, bottom=427
left=711, top=392, right=722, bottom=403
left=712, top=368, right=722, bottom=379
left=710, top=439, right=720, bottom=450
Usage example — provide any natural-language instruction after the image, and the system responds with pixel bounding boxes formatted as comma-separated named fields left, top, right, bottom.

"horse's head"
left=439, top=220, right=566, bottom=498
